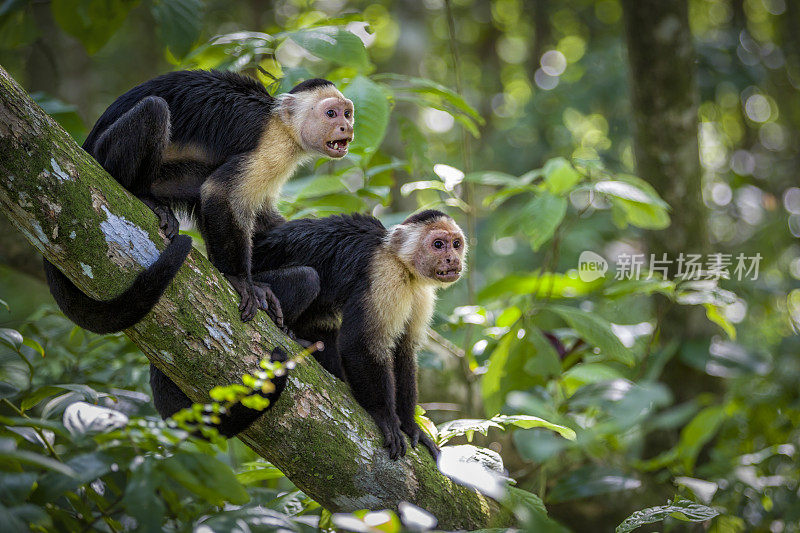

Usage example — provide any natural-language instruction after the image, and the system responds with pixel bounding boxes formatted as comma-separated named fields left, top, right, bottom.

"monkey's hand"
left=253, top=282, right=284, bottom=329
left=401, top=421, right=441, bottom=461
left=373, top=414, right=406, bottom=460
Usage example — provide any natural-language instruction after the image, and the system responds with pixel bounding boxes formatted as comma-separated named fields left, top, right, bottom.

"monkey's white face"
left=305, top=96, right=355, bottom=158
left=390, top=217, right=467, bottom=285
left=278, top=86, right=355, bottom=158
left=416, top=227, right=465, bottom=283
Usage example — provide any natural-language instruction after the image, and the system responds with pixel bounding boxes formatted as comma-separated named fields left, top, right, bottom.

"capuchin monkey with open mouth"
left=150, top=209, right=466, bottom=459
left=45, top=70, right=354, bottom=334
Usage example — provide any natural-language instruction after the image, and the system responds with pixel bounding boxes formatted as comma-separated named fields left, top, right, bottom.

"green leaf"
left=481, top=333, right=522, bottom=416
left=343, top=76, right=391, bottom=163
left=21, top=338, right=44, bottom=358
left=610, top=197, right=671, bottom=230
left=123, top=458, right=166, bottom=533
left=704, top=304, right=736, bottom=340
left=436, top=418, right=503, bottom=445
left=479, top=272, right=598, bottom=301
left=465, top=170, right=519, bottom=187
left=163, top=453, right=250, bottom=506
left=0, top=5, right=39, bottom=50
left=0, top=449, right=76, bottom=477
left=549, top=305, right=634, bottom=366
left=34, top=452, right=114, bottom=502
left=562, top=364, right=626, bottom=394
left=638, top=405, right=726, bottom=472
left=518, top=192, right=567, bottom=251
left=0, top=473, right=37, bottom=506
left=151, top=0, right=203, bottom=59
left=295, top=175, right=348, bottom=199
left=20, top=386, right=63, bottom=412
left=523, top=327, right=562, bottom=380
left=400, top=180, right=449, bottom=196
left=236, top=465, right=285, bottom=484
left=287, top=26, right=370, bottom=71
left=503, top=486, right=548, bottom=516
left=0, top=502, right=51, bottom=533
left=593, top=179, right=670, bottom=230
left=543, top=157, right=582, bottom=195
left=372, top=73, right=483, bottom=123
left=0, top=328, right=22, bottom=351
left=492, top=415, right=575, bottom=440
left=616, top=499, right=719, bottom=533
left=51, top=0, right=138, bottom=55
left=496, top=306, right=521, bottom=328
left=604, top=278, right=675, bottom=298
left=549, top=466, right=641, bottom=503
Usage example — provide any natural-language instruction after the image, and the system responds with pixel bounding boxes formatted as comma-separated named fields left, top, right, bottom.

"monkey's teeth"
left=334, top=142, right=339, bottom=150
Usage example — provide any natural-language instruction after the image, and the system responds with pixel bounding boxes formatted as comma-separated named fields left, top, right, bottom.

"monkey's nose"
left=339, top=126, right=346, bottom=132
left=446, top=257, right=451, bottom=263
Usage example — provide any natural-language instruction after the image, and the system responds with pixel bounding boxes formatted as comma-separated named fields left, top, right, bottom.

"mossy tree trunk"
left=0, top=65, right=507, bottom=530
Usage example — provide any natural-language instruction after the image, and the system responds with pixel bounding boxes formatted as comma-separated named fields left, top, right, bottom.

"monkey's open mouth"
left=435, top=269, right=460, bottom=282
left=325, top=138, right=351, bottom=157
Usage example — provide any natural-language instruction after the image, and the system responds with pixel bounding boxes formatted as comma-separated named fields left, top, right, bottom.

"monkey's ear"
left=275, top=93, right=298, bottom=122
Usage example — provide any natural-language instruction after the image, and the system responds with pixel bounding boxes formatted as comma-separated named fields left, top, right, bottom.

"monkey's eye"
left=433, top=240, right=444, bottom=249
left=326, top=109, right=336, bottom=118
left=453, top=240, right=461, bottom=249
left=344, top=110, right=351, bottom=118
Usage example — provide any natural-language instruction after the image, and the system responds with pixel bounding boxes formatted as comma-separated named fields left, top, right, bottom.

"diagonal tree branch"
left=0, top=65, right=509, bottom=529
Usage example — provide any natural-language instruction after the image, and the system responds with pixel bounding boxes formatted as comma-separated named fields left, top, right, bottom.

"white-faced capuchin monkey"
left=150, top=210, right=467, bottom=458
left=44, top=70, right=355, bottom=333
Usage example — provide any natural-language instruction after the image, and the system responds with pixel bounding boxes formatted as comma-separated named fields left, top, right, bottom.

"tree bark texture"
left=0, top=65, right=507, bottom=530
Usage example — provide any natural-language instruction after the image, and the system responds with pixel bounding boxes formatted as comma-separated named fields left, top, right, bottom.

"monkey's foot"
left=402, top=421, right=440, bottom=461
left=374, top=415, right=406, bottom=460
left=155, top=205, right=180, bottom=240
left=225, top=275, right=260, bottom=322
left=141, top=197, right=179, bottom=239
left=253, top=282, right=284, bottom=329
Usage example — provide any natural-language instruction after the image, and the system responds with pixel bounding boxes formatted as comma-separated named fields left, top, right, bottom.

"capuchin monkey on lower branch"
left=151, top=210, right=467, bottom=459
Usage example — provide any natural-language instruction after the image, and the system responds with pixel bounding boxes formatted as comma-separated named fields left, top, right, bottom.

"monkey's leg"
left=292, top=324, right=343, bottom=379
left=252, top=266, right=320, bottom=328
left=338, top=303, right=406, bottom=459
left=91, top=96, right=180, bottom=238
left=394, top=334, right=440, bottom=460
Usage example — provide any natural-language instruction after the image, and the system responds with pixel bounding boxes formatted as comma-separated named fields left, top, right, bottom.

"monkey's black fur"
left=152, top=213, right=451, bottom=459
left=44, top=70, right=334, bottom=333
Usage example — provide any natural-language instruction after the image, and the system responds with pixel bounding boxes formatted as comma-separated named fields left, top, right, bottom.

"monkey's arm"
left=338, top=300, right=406, bottom=459
left=394, top=331, right=440, bottom=460
left=199, top=158, right=265, bottom=321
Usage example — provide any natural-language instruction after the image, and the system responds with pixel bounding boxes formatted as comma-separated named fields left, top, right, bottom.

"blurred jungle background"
left=1, top=0, right=799, bottom=531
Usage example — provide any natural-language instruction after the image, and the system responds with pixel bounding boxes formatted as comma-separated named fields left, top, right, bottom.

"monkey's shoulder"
left=83, top=70, right=273, bottom=155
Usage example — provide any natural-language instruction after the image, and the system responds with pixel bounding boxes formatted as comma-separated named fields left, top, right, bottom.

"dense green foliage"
left=1, top=0, right=799, bottom=531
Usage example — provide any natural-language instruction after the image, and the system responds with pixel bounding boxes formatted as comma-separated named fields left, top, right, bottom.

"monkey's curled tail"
left=43, top=234, right=193, bottom=334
